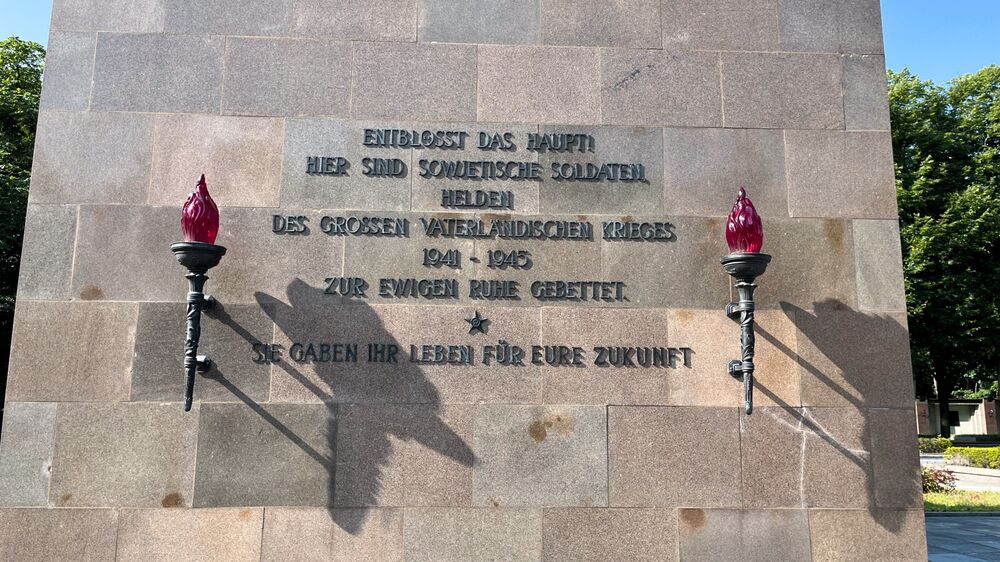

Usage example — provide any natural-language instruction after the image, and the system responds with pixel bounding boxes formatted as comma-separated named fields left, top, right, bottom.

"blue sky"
left=1, top=0, right=998, bottom=85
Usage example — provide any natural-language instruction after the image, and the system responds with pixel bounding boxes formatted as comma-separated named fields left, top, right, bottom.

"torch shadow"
left=206, top=278, right=475, bottom=535
left=754, top=298, right=918, bottom=535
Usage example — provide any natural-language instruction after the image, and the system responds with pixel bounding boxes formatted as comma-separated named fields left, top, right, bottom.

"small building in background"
left=917, top=399, right=999, bottom=437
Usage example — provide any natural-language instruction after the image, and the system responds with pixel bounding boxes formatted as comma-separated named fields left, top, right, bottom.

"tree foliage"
left=889, top=66, right=1000, bottom=435
left=0, top=36, right=44, bottom=314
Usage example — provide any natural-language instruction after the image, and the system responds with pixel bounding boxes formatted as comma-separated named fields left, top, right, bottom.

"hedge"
left=919, top=437, right=953, bottom=453
left=945, top=447, right=1000, bottom=469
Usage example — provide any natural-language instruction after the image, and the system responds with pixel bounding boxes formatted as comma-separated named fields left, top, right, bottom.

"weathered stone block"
left=71, top=205, right=186, bottom=301
left=722, top=52, right=843, bottom=129
left=479, top=46, right=601, bottom=124
left=0, top=508, right=118, bottom=561
left=419, top=0, right=538, bottom=44
left=16, top=205, right=76, bottom=300
left=740, top=407, right=806, bottom=508
left=223, top=38, right=352, bottom=117
left=795, top=308, right=913, bottom=408
left=601, top=216, right=730, bottom=309
left=662, top=128, right=787, bottom=217
left=541, top=508, right=675, bottom=561
left=608, top=406, right=741, bottom=507
left=473, top=405, right=607, bottom=507
left=148, top=114, right=283, bottom=207
left=266, top=300, right=541, bottom=405
left=854, top=219, right=907, bottom=312
left=292, top=0, right=418, bottom=41
left=29, top=110, right=153, bottom=205
left=352, top=43, right=476, bottom=122
left=281, top=119, right=412, bottom=210
left=164, top=0, right=292, bottom=34
left=843, top=55, right=891, bottom=130
left=6, top=301, right=136, bottom=402
left=335, top=405, right=474, bottom=508
left=117, top=508, right=263, bottom=562
left=755, top=219, right=856, bottom=311
left=809, top=509, right=927, bottom=561
left=779, top=0, right=884, bottom=54
left=539, top=308, right=670, bottom=405
left=52, top=0, right=164, bottom=32
left=131, top=302, right=273, bottom=403
left=678, top=508, right=812, bottom=562
left=38, top=32, right=94, bottom=110
left=50, top=403, right=198, bottom=507
left=206, top=207, right=346, bottom=304
left=537, top=126, right=664, bottom=215
left=801, top=407, right=871, bottom=508
left=602, top=49, right=721, bottom=127
left=193, top=403, right=335, bottom=507
left=0, top=403, right=56, bottom=506
left=786, top=130, right=897, bottom=219
left=662, top=0, right=779, bottom=51
left=91, top=33, right=223, bottom=113
left=666, top=309, right=799, bottom=408
left=261, top=508, right=404, bottom=562
left=540, top=0, right=661, bottom=48
left=869, top=408, right=923, bottom=509
left=403, top=508, right=542, bottom=562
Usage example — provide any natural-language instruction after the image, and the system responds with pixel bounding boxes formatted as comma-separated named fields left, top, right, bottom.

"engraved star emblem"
left=465, top=311, right=489, bottom=335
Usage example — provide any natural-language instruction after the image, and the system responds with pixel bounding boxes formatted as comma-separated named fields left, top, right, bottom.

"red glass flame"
left=181, top=174, right=219, bottom=244
left=726, top=186, right=764, bottom=253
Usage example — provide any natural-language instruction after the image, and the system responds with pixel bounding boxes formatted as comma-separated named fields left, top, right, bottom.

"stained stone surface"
left=148, top=114, right=284, bottom=207
left=542, top=508, right=676, bottom=561
left=91, top=33, right=224, bottom=113
left=601, top=49, right=722, bottom=127
left=5, top=1, right=918, bottom=559
left=38, top=32, right=95, bottom=110
left=419, top=0, right=539, bottom=45
left=29, top=110, right=153, bottom=205
left=479, top=46, right=602, bottom=124
left=678, top=509, right=812, bottom=562
left=261, top=508, right=404, bottom=562
left=0, top=403, right=57, bottom=506
left=0, top=508, right=118, bottom=561
left=16, top=205, right=76, bottom=300
left=608, top=407, right=741, bottom=508
left=49, top=403, right=198, bottom=507
left=193, top=403, right=335, bottom=507
left=662, top=0, right=779, bottom=51
left=721, top=52, right=844, bottom=129
left=540, top=0, right=662, bottom=48
left=224, top=38, right=352, bottom=117
left=131, top=303, right=273, bottom=402
left=6, top=301, right=137, bottom=402
left=116, top=508, right=264, bottom=562
left=809, top=509, right=927, bottom=561
left=403, top=508, right=542, bottom=562
left=473, top=405, right=608, bottom=507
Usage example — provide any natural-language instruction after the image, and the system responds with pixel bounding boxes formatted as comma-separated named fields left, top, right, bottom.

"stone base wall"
left=0, top=1, right=925, bottom=560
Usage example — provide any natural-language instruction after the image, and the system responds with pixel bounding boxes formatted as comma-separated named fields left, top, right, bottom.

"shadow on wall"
left=206, top=278, right=475, bottom=535
left=755, top=298, right=917, bottom=535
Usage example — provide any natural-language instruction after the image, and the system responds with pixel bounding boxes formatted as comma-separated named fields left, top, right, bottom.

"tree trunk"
left=938, top=390, right=952, bottom=438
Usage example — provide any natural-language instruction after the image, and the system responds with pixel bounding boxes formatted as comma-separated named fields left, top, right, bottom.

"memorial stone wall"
left=0, top=1, right=925, bottom=560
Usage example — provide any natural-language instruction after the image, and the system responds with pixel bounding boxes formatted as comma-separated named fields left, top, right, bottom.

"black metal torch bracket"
left=721, top=252, right=771, bottom=415
left=171, top=242, right=227, bottom=412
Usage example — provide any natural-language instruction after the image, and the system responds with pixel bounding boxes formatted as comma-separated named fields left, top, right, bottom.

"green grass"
left=925, top=490, right=1000, bottom=512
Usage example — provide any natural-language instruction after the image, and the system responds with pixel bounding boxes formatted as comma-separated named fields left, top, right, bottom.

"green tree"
left=889, top=66, right=1000, bottom=436
left=0, top=37, right=43, bottom=311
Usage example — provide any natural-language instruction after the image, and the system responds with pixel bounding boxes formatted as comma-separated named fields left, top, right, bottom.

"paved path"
left=927, top=515, right=1000, bottom=561
left=921, top=455, right=1000, bottom=492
